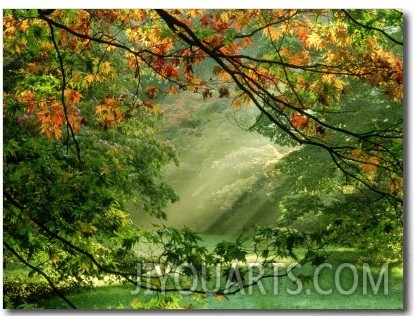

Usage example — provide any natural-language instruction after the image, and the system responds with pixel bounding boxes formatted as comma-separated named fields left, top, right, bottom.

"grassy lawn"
left=6, top=240, right=402, bottom=310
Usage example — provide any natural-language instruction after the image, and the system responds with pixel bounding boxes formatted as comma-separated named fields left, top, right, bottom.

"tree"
left=154, top=9, right=403, bottom=206
left=3, top=9, right=403, bottom=308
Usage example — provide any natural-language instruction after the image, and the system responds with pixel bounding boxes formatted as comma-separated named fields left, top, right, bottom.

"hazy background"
left=129, top=92, right=295, bottom=237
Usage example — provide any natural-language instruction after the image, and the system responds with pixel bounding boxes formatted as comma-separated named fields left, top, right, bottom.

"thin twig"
left=4, top=241, right=78, bottom=309
left=46, top=20, right=82, bottom=165
left=342, top=10, right=403, bottom=46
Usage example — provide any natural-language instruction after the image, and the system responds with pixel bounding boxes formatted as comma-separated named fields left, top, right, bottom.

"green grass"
left=24, top=246, right=402, bottom=310
left=4, top=235, right=403, bottom=309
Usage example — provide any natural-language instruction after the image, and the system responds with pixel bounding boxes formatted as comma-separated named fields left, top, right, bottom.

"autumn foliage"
left=3, top=7, right=403, bottom=224
left=3, top=9, right=403, bottom=307
left=3, top=7, right=403, bottom=220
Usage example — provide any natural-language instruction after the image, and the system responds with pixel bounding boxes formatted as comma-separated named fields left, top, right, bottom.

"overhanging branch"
left=46, top=20, right=82, bottom=166
left=4, top=241, right=78, bottom=309
left=342, top=10, right=403, bottom=46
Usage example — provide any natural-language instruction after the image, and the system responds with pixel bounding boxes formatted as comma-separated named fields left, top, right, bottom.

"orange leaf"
left=84, top=74, right=95, bottom=84
left=53, top=127, right=62, bottom=139
left=67, top=112, right=81, bottom=133
left=350, top=148, right=362, bottom=160
left=291, top=113, right=309, bottom=129
left=104, top=97, right=118, bottom=107
left=65, top=89, right=83, bottom=105
left=388, top=176, right=403, bottom=195
left=240, top=36, right=252, bottom=48
left=265, top=26, right=282, bottom=41
left=142, top=101, right=160, bottom=113
left=231, top=91, right=251, bottom=108
left=186, top=9, right=203, bottom=18
left=213, top=66, right=224, bottom=75
left=297, top=27, right=310, bottom=46
left=164, top=65, right=178, bottom=79
left=219, top=71, right=231, bottom=81
left=51, top=102, right=64, bottom=127
left=361, top=156, right=379, bottom=174
left=167, top=86, right=178, bottom=95
left=332, top=78, right=344, bottom=90
left=279, top=48, right=290, bottom=57
left=145, top=86, right=159, bottom=99
left=289, top=51, right=310, bottom=66
left=95, top=105, right=106, bottom=115
left=26, top=62, right=42, bottom=74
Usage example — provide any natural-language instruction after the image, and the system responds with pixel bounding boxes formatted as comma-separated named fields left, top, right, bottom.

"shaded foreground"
left=27, top=248, right=404, bottom=309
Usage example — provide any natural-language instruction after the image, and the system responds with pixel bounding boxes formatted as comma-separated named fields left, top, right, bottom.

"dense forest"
left=3, top=9, right=403, bottom=309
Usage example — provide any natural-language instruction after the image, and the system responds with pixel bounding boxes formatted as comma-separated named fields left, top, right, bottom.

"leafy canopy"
left=3, top=9, right=403, bottom=308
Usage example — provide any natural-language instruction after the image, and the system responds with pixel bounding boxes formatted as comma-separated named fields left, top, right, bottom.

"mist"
left=129, top=92, right=294, bottom=237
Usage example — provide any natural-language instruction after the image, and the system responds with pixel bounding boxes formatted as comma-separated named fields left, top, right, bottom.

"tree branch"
left=4, top=191, right=137, bottom=281
left=46, top=20, right=82, bottom=166
left=4, top=241, right=78, bottom=309
left=156, top=9, right=403, bottom=206
left=341, top=10, right=403, bottom=46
